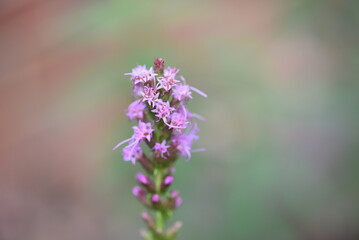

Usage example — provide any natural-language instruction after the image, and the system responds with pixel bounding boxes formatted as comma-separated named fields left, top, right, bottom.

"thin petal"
left=190, top=86, right=208, bottom=98
left=190, top=113, right=206, bottom=121
left=192, top=148, right=206, bottom=153
left=113, top=138, right=132, bottom=150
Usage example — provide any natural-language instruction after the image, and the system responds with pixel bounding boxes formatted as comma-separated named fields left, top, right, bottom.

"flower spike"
left=113, top=58, right=206, bottom=239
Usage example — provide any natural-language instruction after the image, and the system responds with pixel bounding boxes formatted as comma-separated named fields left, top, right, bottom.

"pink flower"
left=141, top=86, right=159, bottom=107
left=126, top=99, right=146, bottom=120
left=113, top=120, right=154, bottom=155
left=152, top=99, right=175, bottom=120
left=172, top=83, right=192, bottom=101
left=166, top=112, right=188, bottom=130
left=172, top=124, right=205, bottom=161
left=163, top=67, right=179, bottom=79
left=123, top=143, right=142, bottom=164
left=132, top=121, right=154, bottom=142
left=157, top=77, right=180, bottom=92
left=132, top=83, right=144, bottom=98
left=157, top=67, right=180, bottom=91
left=113, top=121, right=154, bottom=161
left=125, top=65, right=157, bottom=84
left=172, top=82, right=207, bottom=101
left=153, top=140, right=170, bottom=159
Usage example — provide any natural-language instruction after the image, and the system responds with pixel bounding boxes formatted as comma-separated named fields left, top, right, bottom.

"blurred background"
left=1, top=0, right=359, bottom=239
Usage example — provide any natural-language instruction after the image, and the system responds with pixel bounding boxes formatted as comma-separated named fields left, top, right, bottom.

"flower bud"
left=151, top=194, right=161, bottom=208
left=132, top=186, right=148, bottom=206
left=170, top=190, right=179, bottom=198
left=166, top=221, right=182, bottom=239
left=169, top=166, right=176, bottom=174
left=138, top=154, right=153, bottom=174
left=154, top=58, right=165, bottom=74
left=141, top=212, right=156, bottom=231
left=136, top=173, right=155, bottom=192
left=161, top=176, right=174, bottom=192
left=166, top=190, right=183, bottom=210
left=175, top=197, right=183, bottom=208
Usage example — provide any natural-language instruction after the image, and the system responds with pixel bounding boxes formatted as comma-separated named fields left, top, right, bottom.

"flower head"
left=164, top=67, right=179, bottom=79
left=152, top=99, right=175, bottom=120
left=125, top=65, right=157, bottom=84
left=126, top=99, right=146, bottom=120
left=172, top=124, right=204, bottom=161
left=123, top=143, right=142, bottom=164
left=153, top=140, right=170, bottom=159
left=172, top=83, right=192, bottom=102
left=141, top=86, right=159, bottom=107
left=157, top=67, right=180, bottom=91
left=133, top=121, right=154, bottom=142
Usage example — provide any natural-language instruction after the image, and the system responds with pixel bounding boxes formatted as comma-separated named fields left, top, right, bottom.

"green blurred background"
left=1, top=0, right=359, bottom=239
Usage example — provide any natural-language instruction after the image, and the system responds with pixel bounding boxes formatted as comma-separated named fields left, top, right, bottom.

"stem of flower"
left=154, top=168, right=164, bottom=233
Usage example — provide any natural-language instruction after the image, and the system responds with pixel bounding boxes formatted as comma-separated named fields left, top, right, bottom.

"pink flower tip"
left=151, top=194, right=160, bottom=203
left=132, top=186, right=142, bottom=197
left=136, top=173, right=148, bottom=185
left=163, top=176, right=174, bottom=185
left=170, top=190, right=179, bottom=198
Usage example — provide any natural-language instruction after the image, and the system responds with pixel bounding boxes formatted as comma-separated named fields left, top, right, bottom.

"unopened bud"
left=152, top=194, right=160, bottom=203
left=154, top=58, right=165, bottom=74
left=175, top=197, right=183, bottom=208
left=166, top=221, right=183, bottom=238
left=151, top=194, right=161, bottom=208
left=170, top=190, right=179, bottom=198
left=167, top=190, right=183, bottom=210
left=168, top=167, right=176, bottom=175
left=136, top=173, right=155, bottom=192
left=141, top=212, right=156, bottom=231
left=132, top=186, right=148, bottom=206
left=138, top=154, right=153, bottom=174
left=161, top=176, right=174, bottom=192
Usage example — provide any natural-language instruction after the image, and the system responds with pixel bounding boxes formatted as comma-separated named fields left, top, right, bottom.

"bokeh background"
left=1, top=0, right=359, bottom=239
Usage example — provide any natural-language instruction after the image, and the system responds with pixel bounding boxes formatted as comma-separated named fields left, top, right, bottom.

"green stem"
left=154, top=168, right=165, bottom=239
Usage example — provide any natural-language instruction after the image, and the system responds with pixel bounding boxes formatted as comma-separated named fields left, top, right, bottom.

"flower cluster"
left=113, top=58, right=206, bottom=240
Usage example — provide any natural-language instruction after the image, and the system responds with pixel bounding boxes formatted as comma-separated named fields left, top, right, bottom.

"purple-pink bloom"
left=166, top=111, right=188, bottom=130
left=141, top=86, right=159, bottom=107
left=152, top=99, right=175, bottom=120
left=125, top=65, right=157, bottom=84
left=113, top=121, right=154, bottom=164
left=172, top=124, right=205, bottom=161
left=123, top=143, right=142, bottom=164
left=163, top=67, right=179, bottom=79
left=172, top=83, right=208, bottom=102
left=153, top=140, right=170, bottom=159
left=133, top=121, right=154, bottom=142
left=157, top=67, right=180, bottom=91
left=132, top=83, right=144, bottom=98
left=157, top=77, right=180, bottom=92
left=126, top=99, right=146, bottom=120
left=172, top=83, right=192, bottom=102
